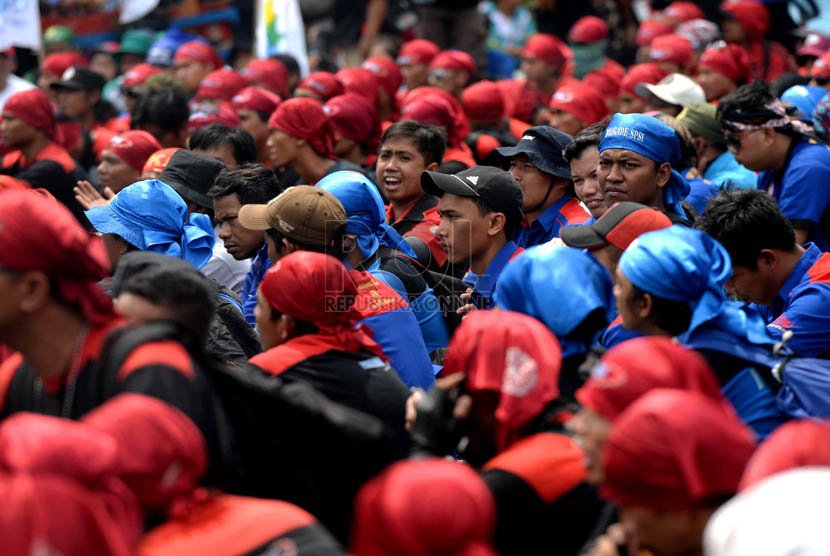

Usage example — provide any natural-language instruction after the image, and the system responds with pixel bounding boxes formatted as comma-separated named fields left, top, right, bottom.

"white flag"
left=255, top=0, right=309, bottom=76
left=0, top=0, right=42, bottom=51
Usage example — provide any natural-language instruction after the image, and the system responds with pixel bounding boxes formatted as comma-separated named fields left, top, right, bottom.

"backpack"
left=97, top=322, right=399, bottom=542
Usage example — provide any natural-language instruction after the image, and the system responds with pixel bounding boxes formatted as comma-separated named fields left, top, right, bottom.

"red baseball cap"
left=362, top=56, right=403, bottom=96
left=620, top=63, right=670, bottom=98
left=798, top=32, right=830, bottom=59
left=187, top=101, right=241, bottom=131
left=548, top=82, right=608, bottom=126
left=636, top=20, right=675, bottom=47
left=103, top=130, right=163, bottom=173
left=523, top=34, right=567, bottom=71
left=429, top=50, right=476, bottom=75
left=560, top=201, right=672, bottom=250
left=397, top=38, right=440, bottom=66
left=568, top=16, right=609, bottom=44
left=812, top=51, right=830, bottom=78
left=195, top=68, right=247, bottom=102
left=296, top=71, right=344, bottom=101
left=41, top=52, right=89, bottom=78
left=336, top=67, right=380, bottom=108
left=720, top=0, right=769, bottom=39
left=173, top=40, right=223, bottom=69
left=663, top=1, right=705, bottom=23
left=461, top=80, right=505, bottom=122
left=583, top=69, right=621, bottom=99
left=649, top=34, right=694, bottom=67
left=240, top=58, right=289, bottom=97
left=231, top=86, right=281, bottom=115
left=122, top=63, right=161, bottom=88
left=698, top=43, right=751, bottom=83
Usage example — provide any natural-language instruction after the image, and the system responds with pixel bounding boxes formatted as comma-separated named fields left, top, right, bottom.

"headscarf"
left=231, top=86, right=281, bottom=115
left=461, top=80, right=505, bottom=122
left=602, top=389, right=756, bottom=511
left=442, top=311, right=562, bottom=451
left=676, top=19, right=721, bottom=51
left=400, top=87, right=470, bottom=147
left=397, top=39, right=440, bottom=66
left=523, top=34, right=567, bottom=71
left=549, top=82, right=608, bottom=126
left=317, top=170, right=416, bottom=260
left=721, top=0, right=769, bottom=40
left=619, top=226, right=775, bottom=345
left=583, top=69, right=620, bottom=100
left=268, top=97, right=336, bottom=159
left=195, top=68, right=248, bottom=102
left=173, top=40, right=223, bottom=69
left=0, top=190, right=114, bottom=323
left=663, top=2, right=704, bottom=23
left=739, top=420, right=830, bottom=491
left=335, top=67, right=380, bottom=108
left=296, top=71, right=344, bottom=101
left=362, top=57, right=403, bottom=97
left=324, top=93, right=381, bottom=148
left=599, top=113, right=691, bottom=216
left=649, top=34, right=694, bottom=68
left=104, top=130, right=163, bottom=173
left=85, top=180, right=215, bottom=269
left=495, top=244, right=614, bottom=359
left=576, top=337, right=723, bottom=422
left=699, top=43, right=751, bottom=83
left=259, top=251, right=385, bottom=358
left=240, top=58, right=289, bottom=97
left=187, top=101, right=241, bottom=131
left=718, top=94, right=811, bottom=135
left=429, top=50, right=476, bottom=75
left=620, top=63, right=669, bottom=98
left=2, top=89, right=56, bottom=139
left=351, top=458, right=497, bottom=556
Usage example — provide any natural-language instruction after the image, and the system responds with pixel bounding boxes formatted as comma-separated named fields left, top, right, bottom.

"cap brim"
left=495, top=144, right=535, bottom=159
left=50, top=81, right=85, bottom=91
left=420, top=171, right=479, bottom=198
left=237, top=203, right=273, bottom=231
left=85, top=205, right=146, bottom=249
left=559, top=222, right=608, bottom=249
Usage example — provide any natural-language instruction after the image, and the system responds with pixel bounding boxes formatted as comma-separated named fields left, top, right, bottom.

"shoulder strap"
left=218, top=292, right=245, bottom=316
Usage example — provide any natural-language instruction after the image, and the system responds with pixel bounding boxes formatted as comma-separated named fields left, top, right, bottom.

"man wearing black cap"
left=422, top=166, right=524, bottom=310
left=51, top=66, right=120, bottom=134
left=496, top=125, right=590, bottom=248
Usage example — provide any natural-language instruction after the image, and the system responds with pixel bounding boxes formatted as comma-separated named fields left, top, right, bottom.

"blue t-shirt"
left=463, top=241, right=523, bottom=310
left=703, top=151, right=757, bottom=191
left=515, top=194, right=591, bottom=248
left=683, top=168, right=720, bottom=216
left=758, top=136, right=830, bottom=251
left=241, top=242, right=271, bottom=327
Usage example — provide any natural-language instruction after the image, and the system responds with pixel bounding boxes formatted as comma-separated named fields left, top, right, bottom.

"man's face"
left=570, top=147, right=606, bottom=219
left=618, top=93, right=646, bottom=114
left=0, top=113, right=36, bottom=148
left=508, top=154, right=553, bottom=213
left=726, top=263, right=777, bottom=304
left=614, top=266, right=647, bottom=333
left=90, top=53, right=118, bottom=82
left=598, top=149, right=664, bottom=208
left=120, top=53, right=144, bottom=73
left=549, top=108, right=585, bottom=136
left=266, top=128, right=300, bottom=169
left=723, top=128, right=770, bottom=171
left=521, top=56, right=552, bottom=84
left=696, top=67, right=736, bottom=102
left=618, top=505, right=706, bottom=556
left=214, top=194, right=266, bottom=260
left=254, top=289, right=284, bottom=350
left=721, top=20, right=746, bottom=44
left=400, top=62, right=429, bottom=90
left=98, top=151, right=140, bottom=193
left=436, top=193, right=488, bottom=268
left=571, top=407, right=613, bottom=485
left=377, top=136, right=428, bottom=206
left=56, top=88, right=97, bottom=119
left=174, top=60, right=211, bottom=93
left=237, top=109, right=270, bottom=148
left=428, top=68, right=466, bottom=94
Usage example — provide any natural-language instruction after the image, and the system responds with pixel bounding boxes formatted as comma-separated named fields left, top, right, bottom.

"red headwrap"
left=462, top=80, right=505, bottom=122
left=268, top=97, right=336, bottom=159
left=3, top=89, right=56, bottom=139
left=583, top=69, right=621, bottom=99
left=549, top=82, right=609, bottom=126
left=260, top=251, right=384, bottom=358
left=442, top=311, right=561, bottom=452
left=241, top=58, right=289, bottom=97
left=400, top=86, right=470, bottom=148
left=41, top=51, right=89, bottom=77
left=523, top=34, right=567, bottom=71
left=351, top=458, right=497, bottom=556
left=0, top=190, right=114, bottom=323
left=173, top=40, right=223, bottom=69
left=429, top=50, right=476, bottom=75
left=187, top=101, right=241, bottom=131
left=721, top=0, right=769, bottom=39
left=740, top=420, right=830, bottom=491
left=231, top=86, right=281, bottom=115
left=122, top=63, right=161, bottom=88
left=362, top=57, right=403, bottom=97
left=104, top=130, right=163, bottom=173
left=699, top=43, right=752, bottom=83
left=397, top=39, right=440, bottom=66
left=569, top=16, right=609, bottom=44
left=602, top=389, right=756, bottom=511
left=296, top=71, right=344, bottom=102
left=664, top=1, right=705, bottom=23
left=576, top=337, right=723, bottom=422
left=497, top=79, right=545, bottom=123
left=142, top=147, right=181, bottom=176
left=196, top=68, right=248, bottom=102
left=620, top=63, right=670, bottom=98
left=636, top=20, right=675, bottom=47
left=812, top=51, right=830, bottom=79
left=336, top=67, right=380, bottom=108
left=324, top=93, right=380, bottom=148
left=649, top=34, right=694, bottom=67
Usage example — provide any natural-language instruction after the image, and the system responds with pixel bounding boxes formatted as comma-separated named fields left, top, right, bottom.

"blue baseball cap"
left=496, top=125, right=572, bottom=179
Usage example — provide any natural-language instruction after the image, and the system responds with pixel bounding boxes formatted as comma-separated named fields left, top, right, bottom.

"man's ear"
left=425, top=161, right=440, bottom=172
left=656, top=162, right=673, bottom=188
left=637, top=292, right=654, bottom=320
left=760, top=127, right=777, bottom=145
left=488, top=212, right=506, bottom=237
left=281, top=238, right=298, bottom=255
left=17, top=271, right=52, bottom=314
left=758, top=248, right=778, bottom=272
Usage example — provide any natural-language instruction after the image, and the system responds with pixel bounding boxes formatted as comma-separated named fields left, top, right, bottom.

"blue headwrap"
left=86, top=179, right=215, bottom=269
left=317, top=171, right=416, bottom=259
left=619, top=226, right=773, bottom=345
left=494, top=243, right=615, bottom=358
left=599, top=113, right=691, bottom=218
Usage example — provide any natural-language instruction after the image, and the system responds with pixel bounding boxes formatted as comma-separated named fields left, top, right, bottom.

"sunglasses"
left=723, top=129, right=762, bottom=151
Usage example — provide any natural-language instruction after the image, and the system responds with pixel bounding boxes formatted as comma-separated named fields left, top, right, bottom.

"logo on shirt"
left=502, top=347, right=538, bottom=397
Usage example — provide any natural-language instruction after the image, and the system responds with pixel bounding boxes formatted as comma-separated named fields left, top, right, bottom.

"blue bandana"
left=317, top=171, right=416, bottom=259
left=495, top=243, right=614, bottom=358
left=86, top=179, right=215, bottom=269
left=599, top=113, right=691, bottom=217
left=619, top=226, right=773, bottom=345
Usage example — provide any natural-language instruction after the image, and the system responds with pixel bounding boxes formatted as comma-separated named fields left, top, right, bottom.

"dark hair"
left=717, top=81, right=800, bottom=136
left=563, top=121, right=607, bottom=163
left=380, top=120, right=447, bottom=166
left=654, top=114, right=697, bottom=170
left=92, top=98, right=119, bottom=124
left=190, top=124, right=258, bottom=165
left=627, top=286, right=693, bottom=337
left=266, top=225, right=348, bottom=261
left=695, top=189, right=798, bottom=270
left=208, top=162, right=283, bottom=204
left=267, top=307, right=319, bottom=337
left=272, top=54, right=300, bottom=76
left=131, top=86, right=190, bottom=136
left=471, top=195, right=522, bottom=240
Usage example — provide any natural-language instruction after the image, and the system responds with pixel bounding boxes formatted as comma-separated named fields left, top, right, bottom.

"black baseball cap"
left=50, top=66, right=107, bottom=92
left=495, top=125, right=573, bottom=179
left=421, top=166, right=524, bottom=223
left=560, top=202, right=673, bottom=250
left=160, top=150, right=226, bottom=209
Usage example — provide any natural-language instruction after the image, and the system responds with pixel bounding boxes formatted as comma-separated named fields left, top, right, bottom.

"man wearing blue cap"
left=598, top=113, right=692, bottom=223
left=496, top=125, right=590, bottom=248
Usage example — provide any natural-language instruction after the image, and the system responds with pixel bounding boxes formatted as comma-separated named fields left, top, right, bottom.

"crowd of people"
left=1, top=0, right=830, bottom=554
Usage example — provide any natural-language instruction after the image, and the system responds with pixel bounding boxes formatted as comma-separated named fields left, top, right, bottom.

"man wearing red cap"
left=36, top=51, right=89, bottom=103
left=240, top=57, right=289, bottom=98
left=521, top=34, right=569, bottom=102
left=231, top=86, right=281, bottom=165
left=361, top=57, right=403, bottom=122
left=696, top=42, right=751, bottom=102
left=173, top=40, right=223, bottom=96
left=617, top=63, right=670, bottom=114
left=548, top=82, right=608, bottom=136
left=195, top=68, right=248, bottom=104
left=324, top=93, right=380, bottom=169
left=649, top=34, right=695, bottom=74
left=0, top=49, right=35, bottom=112
left=397, top=39, right=440, bottom=91
left=294, top=71, right=344, bottom=103
left=721, top=0, right=794, bottom=82
left=461, top=80, right=523, bottom=167
left=568, top=16, right=624, bottom=80
left=636, top=20, right=675, bottom=63
left=1, top=89, right=87, bottom=223
left=428, top=50, right=476, bottom=99
left=662, top=1, right=705, bottom=24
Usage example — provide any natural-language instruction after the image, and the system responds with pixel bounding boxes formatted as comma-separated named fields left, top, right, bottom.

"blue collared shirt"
left=463, top=241, right=522, bottom=309
left=703, top=151, right=757, bottom=191
left=241, top=242, right=271, bottom=327
left=514, top=194, right=590, bottom=248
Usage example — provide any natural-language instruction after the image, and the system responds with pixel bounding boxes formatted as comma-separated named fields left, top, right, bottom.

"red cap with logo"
left=620, top=63, right=670, bottom=97
left=187, top=101, right=241, bottom=131
left=362, top=56, right=404, bottom=96
left=523, top=34, right=567, bottom=71
left=173, top=40, right=223, bottom=69
left=324, top=93, right=380, bottom=148
left=231, top=86, right=281, bottom=115
left=196, top=68, right=248, bottom=102
left=699, top=43, right=751, bottom=83
left=548, top=82, right=608, bottom=126
left=397, top=39, right=441, bottom=66
left=583, top=69, right=621, bottom=99
left=636, top=20, right=675, bottom=47
left=41, top=52, right=89, bottom=77
left=296, top=71, right=344, bottom=102
left=336, top=67, right=380, bottom=108
left=122, top=63, right=162, bottom=88
left=429, top=50, right=477, bottom=75
left=461, top=80, right=505, bottom=122
left=664, top=1, right=705, bottom=23
left=569, top=16, right=609, bottom=44
left=812, top=51, right=830, bottom=78
left=240, top=58, right=289, bottom=97
left=649, top=34, right=694, bottom=67
left=103, top=130, right=163, bottom=173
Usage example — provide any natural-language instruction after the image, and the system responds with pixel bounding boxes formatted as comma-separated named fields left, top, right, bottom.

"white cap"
left=636, top=73, right=706, bottom=108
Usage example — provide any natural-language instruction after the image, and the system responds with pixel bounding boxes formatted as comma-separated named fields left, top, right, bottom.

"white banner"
left=0, top=0, right=42, bottom=51
left=120, top=0, right=160, bottom=24
left=255, top=0, right=309, bottom=76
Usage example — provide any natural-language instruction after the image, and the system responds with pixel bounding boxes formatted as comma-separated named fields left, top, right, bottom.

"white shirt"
left=0, top=74, right=36, bottom=112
